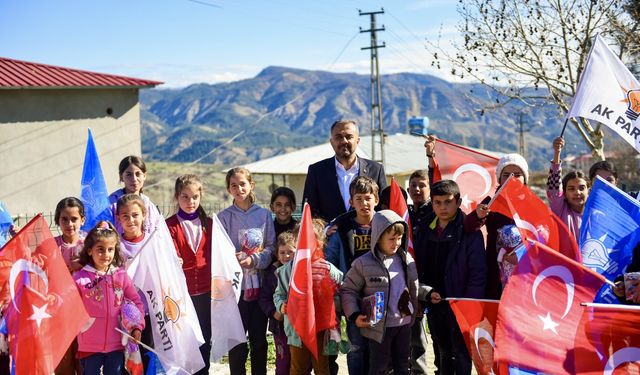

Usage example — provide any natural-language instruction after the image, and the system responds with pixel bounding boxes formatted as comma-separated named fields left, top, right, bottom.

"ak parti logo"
left=621, top=83, right=640, bottom=121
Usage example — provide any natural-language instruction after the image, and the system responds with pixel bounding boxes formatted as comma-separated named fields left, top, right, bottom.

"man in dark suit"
left=303, top=119, right=387, bottom=223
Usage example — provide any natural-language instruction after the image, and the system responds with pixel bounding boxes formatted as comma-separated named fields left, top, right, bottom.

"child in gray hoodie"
left=218, top=167, right=276, bottom=375
left=340, top=210, right=424, bottom=375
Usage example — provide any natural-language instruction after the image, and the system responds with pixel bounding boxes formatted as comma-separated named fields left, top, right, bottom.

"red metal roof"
left=0, top=57, right=163, bottom=89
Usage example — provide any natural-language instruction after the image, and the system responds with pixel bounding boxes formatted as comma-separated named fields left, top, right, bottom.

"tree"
left=428, top=0, right=639, bottom=160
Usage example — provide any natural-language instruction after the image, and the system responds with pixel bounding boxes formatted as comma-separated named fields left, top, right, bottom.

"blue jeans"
left=80, top=351, right=123, bottom=375
left=346, top=320, right=369, bottom=375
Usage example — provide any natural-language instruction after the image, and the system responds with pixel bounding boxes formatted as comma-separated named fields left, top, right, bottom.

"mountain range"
left=140, top=66, right=585, bottom=171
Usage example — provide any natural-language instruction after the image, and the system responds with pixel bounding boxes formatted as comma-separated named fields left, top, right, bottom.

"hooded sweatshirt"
left=340, top=210, right=421, bottom=343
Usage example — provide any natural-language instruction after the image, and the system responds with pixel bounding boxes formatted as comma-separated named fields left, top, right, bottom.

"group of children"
left=6, top=127, right=638, bottom=375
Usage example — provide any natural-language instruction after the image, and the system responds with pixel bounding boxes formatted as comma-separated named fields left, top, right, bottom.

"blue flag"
left=80, top=129, right=113, bottom=231
left=579, top=176, right=640, bottom=303
left=0, top=201, right=12, bottom=248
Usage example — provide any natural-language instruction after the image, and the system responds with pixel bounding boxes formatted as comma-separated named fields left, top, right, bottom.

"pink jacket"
left=74, top=265, right=144, bottom=353
left=546, top=162, right=583, bottom=241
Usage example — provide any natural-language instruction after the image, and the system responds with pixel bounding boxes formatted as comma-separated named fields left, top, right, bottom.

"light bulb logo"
left=626, top=89, right=640, bottom=121
left=581, top=232, right=611, bottom=274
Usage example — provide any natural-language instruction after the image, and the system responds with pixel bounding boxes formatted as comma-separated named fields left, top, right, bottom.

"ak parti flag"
left=80, top=128, right=113, bottom=231
left=0, top=214, right=89, bottom=374
left=567, top=34, right=640, bottom=153
left=494, top=241, right=606, bottom=375
left=490, top=177, right=581, bottom=262
left=432, top=139, right=499, bottom=213
left=449, top=298, right=508, bottom=375
left=573, top=303, right=640, bottom=374
left=389, top=178, right=414, bottom=258
left=287, top=203, right=319, bottom=358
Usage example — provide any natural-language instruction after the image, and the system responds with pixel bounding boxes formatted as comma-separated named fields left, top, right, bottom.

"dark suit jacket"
left=302, top=156, right=387, bottom=222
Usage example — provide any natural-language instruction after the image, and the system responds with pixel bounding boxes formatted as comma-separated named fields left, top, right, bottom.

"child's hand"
left=475, top=203, right=490, bottom=219
left=613, top=281, right=625, bottom=298
left=326, top=224, right=338, bottom=237
left=553, top=137, right=565, bottom=152
left=236, top=252, right=254, bottom=268
left=504, top=251, right=518, bottom=265
left=424, top=135, right=437, bottom=158
left=355, top=314, right=371, bottom=328
left=131, top=328, right=142, bottom=342
left=177, top=257, right=184, bottom=266
left=274, top=311, right=283, bottom=321
left=430, top=291, right=442, bottom=304
left=280, top=303, right=287, bottom=314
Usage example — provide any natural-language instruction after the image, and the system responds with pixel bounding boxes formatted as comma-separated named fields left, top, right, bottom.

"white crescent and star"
left=473, top=326, right=496, bottom=363
left=9, top=259, right=49, bottom=313
left=290, top=249, right=311, bottom=295
left=532, top=265, right=575, bottom=334
left=452, top=164, right=493, bottom=208
left=604, top=347, right=640, bottom=375
left=28, top=303, right=51, bottom=329
left=513, top=213, right=544, bottom=243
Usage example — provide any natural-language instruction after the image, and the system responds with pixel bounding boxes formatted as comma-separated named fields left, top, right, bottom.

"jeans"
left=410, top=315, right=430, bottom=374
left=369, top=323, right=412, bottom=375
left=80, top=351, right=123, bottom=375
left=191, top=292, right=212, bottom=375
left=426, top=303, right=471, bottom=375
left=346, top=320, right=369, bottom=375
left=228, top=297, right=268, bottom=375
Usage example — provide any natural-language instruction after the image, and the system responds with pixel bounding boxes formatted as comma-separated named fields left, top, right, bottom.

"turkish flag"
left=432, top=139, right=499, bottom=213
left=0, top=214, right=90, bottom=374
left=449, top=298, right=508, bottom=375
left=389, top=178, right=414, bottom=259
left=573, top=303, right=640, bottom=374
left=494, top=241, right=606, bottom=375
left=490, top=177, right=581, bottom=262
left=287, top=203, right=319, bottom=358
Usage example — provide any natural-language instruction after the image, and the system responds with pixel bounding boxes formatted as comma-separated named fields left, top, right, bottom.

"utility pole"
left=359, top=8, right=385, bottom=167
left=518, top=113, right=539, bottom=159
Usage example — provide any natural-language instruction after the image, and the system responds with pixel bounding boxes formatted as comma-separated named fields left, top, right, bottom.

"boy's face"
left=277, top=245, right=295, bottom=264
left=409, top=177, right=429, bottom=205
left=350, top=192, right=378, bottom=219
left=432, top=194, right=461, bottom=223
left=379, top=230, right=403, bottom=256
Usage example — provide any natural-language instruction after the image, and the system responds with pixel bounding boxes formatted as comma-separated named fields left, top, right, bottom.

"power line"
left=184, top=0, right=221, bottom=9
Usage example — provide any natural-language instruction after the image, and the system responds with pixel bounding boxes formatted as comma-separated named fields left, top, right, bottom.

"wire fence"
left=14, top=202, right=304, bottom=235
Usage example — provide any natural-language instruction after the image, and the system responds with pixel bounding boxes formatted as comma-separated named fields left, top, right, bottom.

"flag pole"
left=486, top=175, right=514, bottom=208
left=116, top=327, right=190, bottom=374
left=559, top=118, right=569, bottom=138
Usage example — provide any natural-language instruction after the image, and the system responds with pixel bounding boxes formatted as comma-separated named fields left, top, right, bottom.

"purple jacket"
left=74, top=265, right=145, bottom=353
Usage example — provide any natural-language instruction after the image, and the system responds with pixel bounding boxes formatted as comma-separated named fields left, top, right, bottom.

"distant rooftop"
left=242, top=133, right=504, bottom=176
left=0, top=57, right=162, bottom=89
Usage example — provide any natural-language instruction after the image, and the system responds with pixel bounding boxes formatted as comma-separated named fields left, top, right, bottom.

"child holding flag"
left=547, top=136, right=590, bottom=240
left=340, top=210, right=420, bottom=375
left=274, top=218, right=342, bottom=375
left=74, top=221, right=145, bottom=375
left=166, top=174, right=212, bottom=375
left=218, top=167, right=276, bottom=375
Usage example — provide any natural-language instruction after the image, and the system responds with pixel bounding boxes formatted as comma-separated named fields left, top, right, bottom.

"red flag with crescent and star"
left=494, top=240, right=606, bottom=375
left=573, top=303, right=640, bottom=374
left=389, top=178, right=415, bottom=258
left=0, top=214, right=90, bottom=374
left=432, top=139, right=499, bottom=213
left=287, top=203, right=319, bottom=358
left=449, top=298, right=508, bottom=375
left=490, top=177, right=581, bottom=262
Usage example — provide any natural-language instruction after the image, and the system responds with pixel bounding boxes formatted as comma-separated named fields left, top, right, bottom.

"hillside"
left=140, top=66, right=587, bottom=170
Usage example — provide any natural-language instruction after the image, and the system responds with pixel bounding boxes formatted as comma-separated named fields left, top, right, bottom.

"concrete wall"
left=0, top=88, right=142, bottom=216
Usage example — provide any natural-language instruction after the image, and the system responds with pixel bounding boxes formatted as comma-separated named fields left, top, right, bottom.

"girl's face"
left=121, top=164, right=146, bottom=194
left=58, top=207, right=85, bottom=240
left=277, top=245, right=295, bottom=264
left=89, top=237, right=117, bottom=272
left=271, top=195, right=293, bottom=224
left=178, top=184, right=201, bottom=214
left=500, top=165, right=526, bottom=185
left=565, top=178, right=589, bottom=212
left=117, top=203, right=145, bottom=238
left=228, top=175, right=254, bottom=203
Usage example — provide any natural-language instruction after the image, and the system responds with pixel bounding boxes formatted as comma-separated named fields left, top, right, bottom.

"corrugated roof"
left=0, top=57, right=162, bottom=89
left=242, top=133, right=504, bottom=176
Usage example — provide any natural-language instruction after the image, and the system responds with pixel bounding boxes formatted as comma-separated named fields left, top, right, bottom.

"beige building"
left=0, top=57, right=161, bottom=217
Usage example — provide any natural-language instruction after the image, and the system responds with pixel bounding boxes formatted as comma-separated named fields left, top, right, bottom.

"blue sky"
left=0, top=0, right=460, bottom=88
